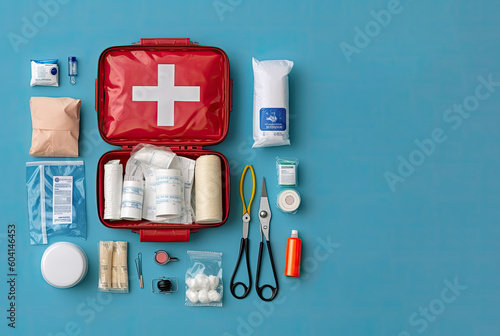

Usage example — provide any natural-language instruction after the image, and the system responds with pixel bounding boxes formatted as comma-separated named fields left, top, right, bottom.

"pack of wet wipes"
left=30, top=59, right=59, bottom=87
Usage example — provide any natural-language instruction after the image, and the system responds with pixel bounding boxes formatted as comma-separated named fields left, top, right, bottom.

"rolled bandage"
left=103, top=160, right=123, bottom=220
left=195, top=155, right=223, bottom=224
left=120, top=180, right=144, bottom=220
left=155, top=169, right=183, bottom=218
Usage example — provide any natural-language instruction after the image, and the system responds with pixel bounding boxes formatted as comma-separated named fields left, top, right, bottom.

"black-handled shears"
left=255, top=178, right=279, bottom=301
left=230, top=165, right=255, bottom=299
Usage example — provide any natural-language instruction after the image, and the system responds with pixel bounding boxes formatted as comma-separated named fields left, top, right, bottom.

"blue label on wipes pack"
left=260, top=108, right=286, bottom=131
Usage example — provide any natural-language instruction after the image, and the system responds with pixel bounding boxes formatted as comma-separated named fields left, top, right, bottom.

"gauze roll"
left=252, top=58, right=293, bottom=148
left=104, top=160, right=123, bottom=220
left=120, top=180, right=144, bottom=220
left=195, top=155, right=222, bottom=224
left=155, top=169, right=183, bottom=218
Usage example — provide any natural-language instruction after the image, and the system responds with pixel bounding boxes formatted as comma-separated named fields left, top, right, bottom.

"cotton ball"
left=208, top=289, right=221, bottom=302
left=195, top=273, right=210, bottom=290
left=198, top=289, right=210, bottom=304
left=186, top=277, right=198, bottom=290
left=208, top=275, right=219, bottom=290
left=186, top=289, right=199, bottom=303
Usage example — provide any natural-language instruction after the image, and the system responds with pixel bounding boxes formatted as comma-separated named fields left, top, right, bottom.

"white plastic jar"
left=41, top=242, right=88, bottom=289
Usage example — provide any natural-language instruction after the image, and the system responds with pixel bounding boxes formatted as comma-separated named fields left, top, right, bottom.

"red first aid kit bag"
left=95, top=38, right=231, bottom=242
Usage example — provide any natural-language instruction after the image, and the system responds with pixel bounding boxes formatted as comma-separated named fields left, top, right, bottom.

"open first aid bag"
left=95, top=38, right=232, bottom=243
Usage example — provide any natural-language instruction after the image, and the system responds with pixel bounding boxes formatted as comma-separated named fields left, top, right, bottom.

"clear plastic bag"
left=185, top=250, right=223, bottom=307
left=26, top=161, right=86, bottom=245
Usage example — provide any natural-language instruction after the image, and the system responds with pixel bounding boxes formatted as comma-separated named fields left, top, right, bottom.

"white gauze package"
left=252, top=58, right=294, bottom=148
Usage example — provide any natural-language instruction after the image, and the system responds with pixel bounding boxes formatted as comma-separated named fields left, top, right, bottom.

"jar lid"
left=41, top=242, right=88, bottom=289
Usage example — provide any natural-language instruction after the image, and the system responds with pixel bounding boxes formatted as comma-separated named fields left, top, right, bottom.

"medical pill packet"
left=252, top=58, right=294, bottom=148
left=30, top=59, right=59, bottom=87
left=185, top=250, right=223, bottom=307
left=26, top=161, right=86, bottom=245
left=276, top=157, right=299, bottom=187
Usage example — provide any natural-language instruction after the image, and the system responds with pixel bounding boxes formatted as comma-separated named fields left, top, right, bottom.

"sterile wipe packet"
left=30, top=59, right=59, bottom=87
left=276, top=157, right=299, bottom=187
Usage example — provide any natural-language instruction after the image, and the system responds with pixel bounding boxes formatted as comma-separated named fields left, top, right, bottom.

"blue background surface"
left=1, top=0, right=499, bottom=335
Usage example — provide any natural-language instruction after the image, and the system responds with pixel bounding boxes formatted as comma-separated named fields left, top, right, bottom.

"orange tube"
left=284, top=230, right=302, bottom=277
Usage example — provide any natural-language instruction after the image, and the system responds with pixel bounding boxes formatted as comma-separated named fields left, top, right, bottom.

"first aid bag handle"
left=137, top=228, right=191, bottom=242
left=140, top=38, right=193, bottom=46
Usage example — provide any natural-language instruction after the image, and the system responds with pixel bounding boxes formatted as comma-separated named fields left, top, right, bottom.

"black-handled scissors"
left=255, top=178, right=279, bottom=302
left=230, top=165, right=256, bottom=299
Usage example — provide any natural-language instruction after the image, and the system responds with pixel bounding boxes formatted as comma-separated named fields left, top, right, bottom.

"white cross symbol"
left=132, top=64, right=200, bottom=126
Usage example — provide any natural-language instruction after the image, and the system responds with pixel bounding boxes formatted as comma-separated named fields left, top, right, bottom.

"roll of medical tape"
left=194, top=155, right=223, bottom=224
left=277, top=189, right=301, bottom=213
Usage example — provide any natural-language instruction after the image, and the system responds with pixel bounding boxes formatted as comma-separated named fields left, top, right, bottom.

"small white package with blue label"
left=30, top=59, right=59, bottom=87
left=252, top=58, right=294, bottom=148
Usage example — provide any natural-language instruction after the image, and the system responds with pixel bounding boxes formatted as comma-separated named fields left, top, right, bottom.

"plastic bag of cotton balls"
left=185, top=274, right=222, bottom=305
left=185, top=251, right=223, bottom=307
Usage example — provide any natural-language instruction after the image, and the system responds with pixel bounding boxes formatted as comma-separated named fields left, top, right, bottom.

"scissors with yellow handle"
left=230, top=165, right=256, bottom=299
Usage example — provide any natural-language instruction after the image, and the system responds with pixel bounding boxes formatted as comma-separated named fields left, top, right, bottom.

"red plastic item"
left=284, top=230, right=302, bottom=277
left=95, top=38, right=231, bottom=242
